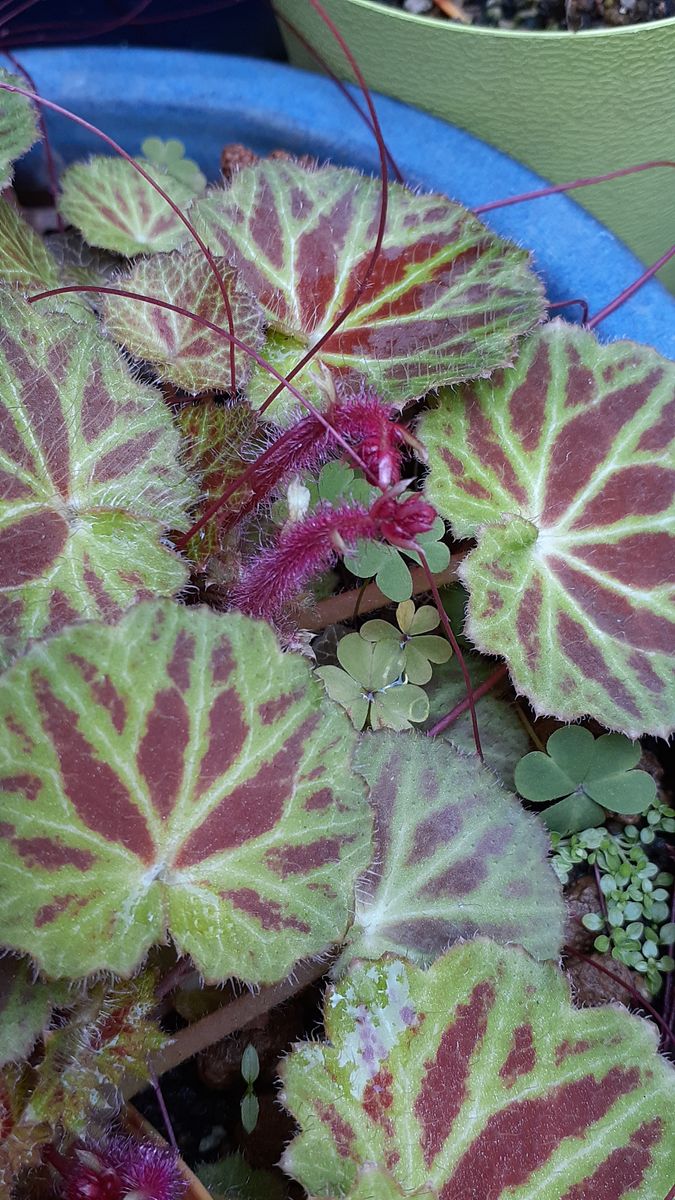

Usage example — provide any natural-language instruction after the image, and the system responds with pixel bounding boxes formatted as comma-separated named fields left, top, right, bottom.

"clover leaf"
left=515, top=726, right=657, bottom=835
left=345, top=518, right=450, bottom=602
left=141, top=136, right=206, bottom=192
left=360, top=602, right=451, bottom=685
left=316, top=631, right=428, bottom=731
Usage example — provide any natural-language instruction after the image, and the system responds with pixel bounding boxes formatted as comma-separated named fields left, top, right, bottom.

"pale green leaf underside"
left=421, top=321, right=675, bottom=738
left=58, top=156, right=200, bottom=256
left=338, top=731, right=563, bottom=970
left=281, top=942, right=675, bottom=1199
left=0, top=71, right=39, bottom=188
left=0, top=957, right=69, bottom=1067
left=0, top=602, right=370, bottom=982
left=0, top=288, right=194, bottom=665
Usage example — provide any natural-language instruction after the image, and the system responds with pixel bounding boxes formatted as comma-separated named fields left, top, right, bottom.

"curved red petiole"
left=588, top=244, right=675, bottom=329
left=473, top=159, right=675, bottom=215
left=547, top=297, right=589, bottom=325
left=273, top=7, right=404, bottom=184
left=257, top=0, right=391, bottom=416
left=0, top=79, right=239, bottom=394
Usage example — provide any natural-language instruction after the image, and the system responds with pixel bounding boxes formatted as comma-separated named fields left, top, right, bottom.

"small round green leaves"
left=0, top=601, right=371, bottom=982
left=0, top=289, right=194, bottom=665
left=280, top=942, right=675, bottom=1200
left=195, top=159, right=545, bottom=418
left=104, top=250, right=264, bottom=394
left=516, top=726, right=657, bottom=834
left=421, top=321, right=675, bottom=738
left=316, top=632, right=429, bottom=731
left=338, top=731, right=564, bottom=970
left=0, top=71, right=39, bottom=188
left=58, top=155, right=202, bottom=256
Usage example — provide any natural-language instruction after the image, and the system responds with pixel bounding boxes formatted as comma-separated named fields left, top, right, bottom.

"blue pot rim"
left=14, top=45, right=675, bottom=358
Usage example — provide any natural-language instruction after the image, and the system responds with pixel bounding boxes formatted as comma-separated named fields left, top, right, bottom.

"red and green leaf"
left=281, top=941, right=675, bottom=1200
left=337, top=731, right=563, bottom=971
left=0, top=288, right=194, bottom=665
left=175, top=396, right=258, bottom=568
left=0, top=71, right=39, bottom=188
left=105, top=250, right=265, bottom=394
left=194, top=159, right=545, bottom=420
left=0, top=600, right=370, bottom=982
left=58, top=155, right=203, bottom=256
left=0, top=199, right=60, bottom=294
left=421, top=322, right=675, bottom=738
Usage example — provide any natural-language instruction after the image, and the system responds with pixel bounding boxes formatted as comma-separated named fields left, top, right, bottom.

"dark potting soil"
left=378, top=0, right=673, bottom=32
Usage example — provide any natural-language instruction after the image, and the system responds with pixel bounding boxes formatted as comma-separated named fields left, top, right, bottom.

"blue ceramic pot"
left=15, top=47, right=675, bottom=358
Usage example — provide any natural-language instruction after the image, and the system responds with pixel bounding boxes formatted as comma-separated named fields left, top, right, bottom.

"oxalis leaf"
left=0, top=71, right=39, bottom=188
left=194, top=159, right=545, bottom=420
left=0, top=289, right=194, bottom=666
left=280, top=941, right=675, bottom=1200
left=105, top=250, right=265, bottom=394
left=0, top=601, right=370, bottom=982
left=421, top=321, right=675, bottom=738
left=336, top=731, right=563, bottom=972
left=58, top=155, right=204, bottom=256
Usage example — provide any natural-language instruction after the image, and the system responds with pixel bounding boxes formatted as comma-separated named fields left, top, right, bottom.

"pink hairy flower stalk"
left=231, top=491, right=436, bottom=623
left=219, top=389, right=424, bottom=534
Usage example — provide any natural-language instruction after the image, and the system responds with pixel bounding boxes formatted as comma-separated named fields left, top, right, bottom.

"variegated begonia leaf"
left=175, top=397, right=258, bottom=568
left=0, top=198, right=59, bottom=293
left=424, top=653, right=529, bottom=788
left=0, top=289, right=194, bottom=665
left=421, top=321, right=675, bottom=738
left=0, top=601, right=370, bottom=982
left=0, top=957, right=69, bottom=1067
left=194, top=159, right=545, bottom=420
left=337, top=731, right=563, bottom=971
left=0, top=71, right=39, bottom=188
left=280, top=941, right=675, bottom=1200
left=58, top=155, right=203, bottom=256
left=104, top=249, right=264, bottom=393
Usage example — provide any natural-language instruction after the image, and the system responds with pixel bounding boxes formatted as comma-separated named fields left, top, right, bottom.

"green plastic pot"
left=275, top=0, right=675, bottom=293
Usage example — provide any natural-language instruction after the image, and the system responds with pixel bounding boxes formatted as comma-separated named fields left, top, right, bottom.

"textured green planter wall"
left=275, top=0, right=675, bottom=294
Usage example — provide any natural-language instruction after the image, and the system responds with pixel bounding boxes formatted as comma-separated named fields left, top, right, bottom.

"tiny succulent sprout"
left=60, top=1139, right=186, bottom=1200
left=360, top=601, right=452, bottom=685
left=514, top=726, right=657, bottom=835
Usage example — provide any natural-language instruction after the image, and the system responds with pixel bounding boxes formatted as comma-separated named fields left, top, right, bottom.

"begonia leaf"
left=0, top=71, right=39, bottom=188
left=0, top=957, right=69, bottom=1067
left=422, top=321, right=675, bottom=738
left=58, top=155, right=202, bottom=256
left=338, top=731, right=563, bottom=970
left=0, top=199, right=59, bottom=293
left=424, top=654, right=529, bottom=788
left=280, top=941, right=675, bottom=1200
left=0, top=289, right=194, bottom=665
left=0, top=601, right=370, bottom=982
left=175, top=397, right=258, bottom=568
left=195, top=160, right=545, bottom=420
left=105, top=250, right=265, bottom=394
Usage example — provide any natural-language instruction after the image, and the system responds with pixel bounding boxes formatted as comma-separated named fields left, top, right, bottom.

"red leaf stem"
left=473, top=160, right=675, bottom=215
left=0, top=80, right=239, bottom=393
left=426, top=662, right=508, bottom=738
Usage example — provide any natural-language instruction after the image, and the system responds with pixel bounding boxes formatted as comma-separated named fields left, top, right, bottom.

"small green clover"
left=344, top=516, right=450, bottom=602
left=315, top=630, right=428, bottom=731
left=141, top=136, right=206, bottom=192
left=359, top=601, right=452, bottom=685
left=515, top=726, right=656, bottom=835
